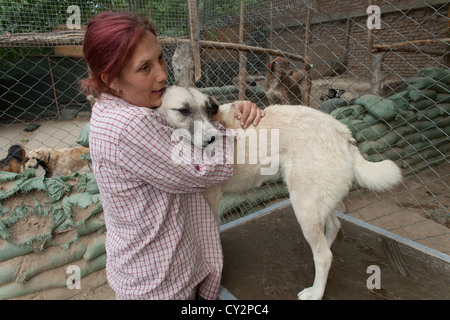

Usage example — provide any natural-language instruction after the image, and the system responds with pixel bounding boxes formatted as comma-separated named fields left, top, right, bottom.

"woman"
left=81, top=11, right=264, bottom=300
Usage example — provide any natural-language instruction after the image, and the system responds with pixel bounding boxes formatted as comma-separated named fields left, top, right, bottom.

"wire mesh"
left=0, top=0, right=449, bottom=254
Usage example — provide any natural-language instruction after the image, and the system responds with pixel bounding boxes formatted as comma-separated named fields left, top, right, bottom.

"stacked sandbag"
left=322, top=66, right=450, bottom=174
left=0, top=169, right=106, bottom=299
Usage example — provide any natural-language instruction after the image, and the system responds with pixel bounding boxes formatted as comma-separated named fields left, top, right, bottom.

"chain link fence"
left=0, top=0, right=449, bottom=258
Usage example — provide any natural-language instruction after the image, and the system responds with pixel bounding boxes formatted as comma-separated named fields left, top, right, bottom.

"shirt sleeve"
left=118, top=113, right=235, bottom=194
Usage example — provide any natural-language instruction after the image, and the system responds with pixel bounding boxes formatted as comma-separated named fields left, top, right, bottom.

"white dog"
left=157, top=86, right=402, bottom=300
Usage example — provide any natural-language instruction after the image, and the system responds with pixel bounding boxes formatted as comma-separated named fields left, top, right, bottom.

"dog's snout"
left=208, top=135, right=216, bottom=144
left=202, top=129, right=219, bottom=148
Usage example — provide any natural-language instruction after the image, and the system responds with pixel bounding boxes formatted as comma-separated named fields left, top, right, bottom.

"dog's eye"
left=177, top=108, right=191, bottom=116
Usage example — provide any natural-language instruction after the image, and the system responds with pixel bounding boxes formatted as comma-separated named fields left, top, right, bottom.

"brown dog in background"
left=0, top=145, right=26, bottom=173
left=24, top=146, right=89, bottom=177
left=264, top=57, right=310, bottom=106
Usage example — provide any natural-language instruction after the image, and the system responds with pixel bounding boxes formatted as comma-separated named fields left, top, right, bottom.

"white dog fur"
left=157, top=86, right=402, bottom=300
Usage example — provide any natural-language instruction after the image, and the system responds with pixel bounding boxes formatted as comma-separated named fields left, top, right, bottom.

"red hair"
left=80, top=11, right=157, bottom=97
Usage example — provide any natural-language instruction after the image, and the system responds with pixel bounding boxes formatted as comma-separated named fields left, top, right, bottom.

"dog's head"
left=24, top=148, right=50, bottom=170
left=267, top=57, right=294, bottom=78
left=158, top=86, right=220, bottom=147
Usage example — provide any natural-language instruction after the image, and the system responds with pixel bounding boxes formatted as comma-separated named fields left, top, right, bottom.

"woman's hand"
left=234, top=101, right=266, bottom=129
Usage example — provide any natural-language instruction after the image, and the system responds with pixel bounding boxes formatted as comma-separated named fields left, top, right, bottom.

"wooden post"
left=371, top=51, right=386, bottom=95
left=188, top=0, right=201, bottom=83
left=172, top=41, right=195, bottom=87
left=444, top=5, right=450, bottom=67
left=47, top=56, right=60, bottom=119
left=238, top=0, right=247, bottom=101
left=343, top=18, right=352, bottom=67
left=367, top=0, right=374, bottom=53
left=303, top=2, right=312, bottom=106
left=269, top=2, right=273, bottom=51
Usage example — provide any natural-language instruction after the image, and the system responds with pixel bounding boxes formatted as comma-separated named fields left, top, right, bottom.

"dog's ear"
left=267, top=59, right=276, bottom=72
left=207, top=96, right=219, bottom=117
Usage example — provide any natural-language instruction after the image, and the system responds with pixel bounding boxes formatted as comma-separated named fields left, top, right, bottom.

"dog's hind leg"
left=290, top=191, right=333, bottom=300
left=324, top=211, right=341, bottom=248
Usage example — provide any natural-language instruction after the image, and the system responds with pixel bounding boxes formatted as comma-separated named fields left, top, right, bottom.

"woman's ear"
left=101, top=74, right=120, bottom=93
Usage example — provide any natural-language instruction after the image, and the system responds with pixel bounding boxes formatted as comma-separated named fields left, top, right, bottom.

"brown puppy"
left=24, top=146, right=89, bottom=177
left=0, top=145, right=26, bottom=173
left=264, top=56, right=310, bottom=105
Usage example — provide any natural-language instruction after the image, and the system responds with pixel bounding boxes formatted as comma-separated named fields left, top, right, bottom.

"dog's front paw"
left=297, top=287, right=323, bottom=300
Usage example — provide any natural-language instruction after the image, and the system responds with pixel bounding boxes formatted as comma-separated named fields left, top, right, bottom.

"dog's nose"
left=203, top=130, right=218, bottom=147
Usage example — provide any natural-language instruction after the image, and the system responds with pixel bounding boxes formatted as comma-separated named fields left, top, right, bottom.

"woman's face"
left=109, top=30, right=168, bottom=108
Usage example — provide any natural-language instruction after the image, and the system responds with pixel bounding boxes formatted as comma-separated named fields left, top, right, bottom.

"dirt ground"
left=0, top=118, right=448, bottom=300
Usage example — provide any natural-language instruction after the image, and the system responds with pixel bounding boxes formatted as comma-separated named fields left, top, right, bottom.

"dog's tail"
left=350, top=145, right=402, bottom=192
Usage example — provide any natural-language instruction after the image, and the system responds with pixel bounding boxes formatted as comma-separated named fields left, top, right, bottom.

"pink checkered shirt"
left=89, top=93, right=234, bottom=300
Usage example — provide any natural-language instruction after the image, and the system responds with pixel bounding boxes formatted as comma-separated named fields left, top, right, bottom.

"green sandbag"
left=420, top=67, right=450, bottom=84
left=219, top=180, right=287, bottom=218
left=352, top=95, right=398, bottom=121
left=76, top=123, right=90, bottom=148
left=0, top=253, right=106, bottom=300
left=408, top=120, right=435, bottom=132
left=421, top=126, right=450, bottom=141
left=0, top=240, right=33, bottom=263
left=45, top=178, right=73, bottom=202
left=366, top=147, right=406, bottom=162
left=19, top=176, right=46, bottom=194
left=434, top=116, right=450, bottom=128
left=387, top=89, right=409, bottom=102
left=337, top=119, right=371, bottom=137
left=404, top=77, right=450, bottom=94
left=358, top=140, right=388, bottom=155
left=355, top=123, right=389, bottom=142
left=62, top=193, right=102, bottom=226
left=330, top=105, right=364, bottom=120
left=395, top=132, right=423, bottom=148
left=392, top=111, right=416, bottom=127
left=83, top=234, right=106, bottom=262
left=408, top=89, right=437, bottom=102
left=380, top=130, right=402, bottom=145
left=408, top=99, right=435, bottom=111
left=387, top=90, right=410, bottom=110
left=401, top=142, right=450, bottom=168
left=436, top=93, right=450, bottom=103
left=362, top=112, right=380, bottom=125
left=0, top=172, right=21, bottom=182
left=77, top=172, right=99, bottom=195
left=416, top=104, right=450, bottom=121
left=395, top=130, right=448, bottom=148
left=77, top=215, right=106, bottom=236
left=16, top=242, right=87, bottom=283
left=318, top=98, right=349, bottom=114
left=0, top=256, right=22, bottom=286
left=357, top=130, right=400, bottom=155
left=410, top=136, right=448, bottom=151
